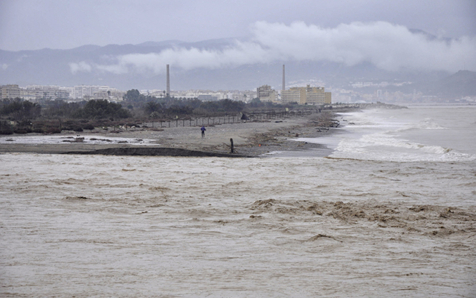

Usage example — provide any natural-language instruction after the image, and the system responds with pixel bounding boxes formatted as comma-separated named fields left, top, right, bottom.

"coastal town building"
left=0, top=84, right=125, bottom=102
left=147, top=89, right=256, bottom=102
left=20, top=85, right=72, bottom=101
left=197, top=94, right=218, bottom=101
left=281, top=85, right=331, bottom=105
left=257, top=85, right=277, bottom=102
left=281, top=88, right=305, bottom=104
left=72, top=85, right=111, bottom=99
left=1, top=84, right=21, bottom=99
left=72, top=85, right=124, bottom=101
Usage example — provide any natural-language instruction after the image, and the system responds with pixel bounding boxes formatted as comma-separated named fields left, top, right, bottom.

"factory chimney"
left=282, top=64, right=285, bottom=91
left=166, top=64, right=170, bottom=97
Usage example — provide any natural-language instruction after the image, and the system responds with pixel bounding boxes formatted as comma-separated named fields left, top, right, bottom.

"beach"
left=1, top=106, right=475, bottom=297
left=0, top=110, right=341, bottom=157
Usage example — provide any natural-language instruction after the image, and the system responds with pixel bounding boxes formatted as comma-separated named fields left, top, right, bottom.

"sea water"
left=297, top=105, right=476, bottom=162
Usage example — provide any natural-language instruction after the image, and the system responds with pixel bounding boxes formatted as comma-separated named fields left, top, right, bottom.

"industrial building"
left=276, top=64, right=332, bottom=105
left=282, top=85, right=331, bottom=105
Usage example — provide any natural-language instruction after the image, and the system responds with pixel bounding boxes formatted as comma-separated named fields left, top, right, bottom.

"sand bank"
left=0, top=112, right=338, bottom=156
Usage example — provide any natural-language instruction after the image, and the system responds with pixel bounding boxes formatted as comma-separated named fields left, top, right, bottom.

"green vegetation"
left=123, top=89, right=247, bottom=118
left=0, top=98, right=41, bottom=121
left=73, top=99, right=131, bottom=119
left=0, top=90, right=306, bottom=135
left=0, top=98, right=132, bottom=135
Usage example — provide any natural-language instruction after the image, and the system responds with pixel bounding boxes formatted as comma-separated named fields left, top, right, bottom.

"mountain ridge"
left=0, top=37, right=474, bottom=98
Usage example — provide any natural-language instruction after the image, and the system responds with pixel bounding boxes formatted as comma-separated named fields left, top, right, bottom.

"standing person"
left=201, top=126, right=206, bottom=138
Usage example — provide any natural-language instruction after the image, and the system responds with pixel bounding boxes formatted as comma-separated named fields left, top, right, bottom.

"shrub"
left=61, top=125, right=74, bottom=131
left=83, top=124, right=95, bottom=130
left=0, top=128, right=13, bottom=135
left=44, top=127, right=61, bottom=134
left=13, top=128, right=28, bottom=134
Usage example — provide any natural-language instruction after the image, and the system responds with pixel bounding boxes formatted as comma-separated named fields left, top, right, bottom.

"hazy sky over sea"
left=0, top=0, right=475, bottom=51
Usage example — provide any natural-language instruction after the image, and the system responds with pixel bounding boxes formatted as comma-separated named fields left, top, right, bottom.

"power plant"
left=163, top=62, right=330, bottom=105
left=257, top=64, right=332, bottom=105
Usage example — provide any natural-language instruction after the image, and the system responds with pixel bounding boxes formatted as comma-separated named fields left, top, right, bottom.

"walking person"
left=201, top=126, right=206, bottom=138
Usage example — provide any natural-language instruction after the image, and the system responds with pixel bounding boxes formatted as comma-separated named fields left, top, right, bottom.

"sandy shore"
left=0, top=112, right=337, bottom=156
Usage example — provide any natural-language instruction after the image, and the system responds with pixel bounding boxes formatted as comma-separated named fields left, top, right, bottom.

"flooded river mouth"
left=1, top=154, right=475, bottom=297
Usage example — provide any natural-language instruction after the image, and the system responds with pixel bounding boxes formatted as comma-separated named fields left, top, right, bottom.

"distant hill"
left=0, top=37, right=472, bottom=97
left=431, top=70, right=476, bottom=98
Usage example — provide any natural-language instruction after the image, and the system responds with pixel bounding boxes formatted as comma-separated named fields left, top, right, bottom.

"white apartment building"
left=72, top=85, right=124, bottom=101
left=1, top=84, right=21, bottom=99
left=21, top=85, right=72, bottom=101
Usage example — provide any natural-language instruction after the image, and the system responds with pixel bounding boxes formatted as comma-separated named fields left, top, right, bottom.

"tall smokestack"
left=282, top=64, right=285, bottom=91
left=166, top=64, right=170, bottom=97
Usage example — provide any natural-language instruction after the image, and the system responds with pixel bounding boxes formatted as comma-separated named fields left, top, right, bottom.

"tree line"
left=0, top=89, right=298, bottom=134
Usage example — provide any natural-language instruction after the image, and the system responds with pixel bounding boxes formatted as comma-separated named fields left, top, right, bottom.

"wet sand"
left=0, top=113, right=335, bottom=157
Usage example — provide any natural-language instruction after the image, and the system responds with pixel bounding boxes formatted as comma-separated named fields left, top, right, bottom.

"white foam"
left=325, top=106, right=476, bottom=162
left=395, top=117, right=445, bottom=133
left=331, top=132, right=475, bottom=162
left=0, top=134, right=158, bottom=145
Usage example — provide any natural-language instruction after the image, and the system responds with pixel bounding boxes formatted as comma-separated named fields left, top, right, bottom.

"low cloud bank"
left=71, top=21, right=476, bottom=75
left=69, top=61, right=92, bottom=74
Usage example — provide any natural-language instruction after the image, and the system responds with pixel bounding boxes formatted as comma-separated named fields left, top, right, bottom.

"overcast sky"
left=0, top=0, right=475, bottom=51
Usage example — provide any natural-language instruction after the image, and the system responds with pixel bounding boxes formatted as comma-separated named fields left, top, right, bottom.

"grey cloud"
left=69, top=62, right=92, bottom=74
left=82, top=21, right=476, bottom=75
left=1, top=0, right=475, bottom=52
left=251, top=21, right=476, bottom=72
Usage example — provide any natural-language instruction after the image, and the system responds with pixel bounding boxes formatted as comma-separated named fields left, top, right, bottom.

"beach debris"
left=439, top=207, right=454, bottom=218
left=64, top=196, right=90, bottom=200
left=249, top=215, right=262, bottom=219
left=62, top=137, right=84, bottom=143
left=305, top=234, right=339, bottom=242
left=90, top=138, right=113, bottom=142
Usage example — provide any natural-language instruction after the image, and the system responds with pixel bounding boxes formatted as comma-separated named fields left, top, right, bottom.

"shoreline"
left=3, top=103, right=475, bottom=297
left=0, top=110, right=345, bottom=157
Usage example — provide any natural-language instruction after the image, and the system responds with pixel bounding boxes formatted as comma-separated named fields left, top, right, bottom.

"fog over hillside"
left=1, top=21, right=475, bottom=96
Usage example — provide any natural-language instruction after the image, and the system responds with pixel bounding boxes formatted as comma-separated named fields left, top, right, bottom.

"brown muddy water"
left=1, top=154, right=475, bottom=297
